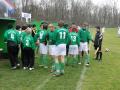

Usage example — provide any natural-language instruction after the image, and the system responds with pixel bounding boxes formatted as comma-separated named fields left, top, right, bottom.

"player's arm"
left=34, top=32, right=39, bottom=42
left=44, top=31, right=48, bottom=45
left=88, top=31, right=94, bottom=43
left=34, top=32, right=40, bottom=45
left=77, top=35, right=80, bottom=46
left=67, top=33, right=71, bottom=45
left=16, top=31, right=20, bottom=44
left=66, top=30, right=70, bottom=45
left=4, top=30, right=8, bottom=42
left=31, top=37, right=36, bottom=50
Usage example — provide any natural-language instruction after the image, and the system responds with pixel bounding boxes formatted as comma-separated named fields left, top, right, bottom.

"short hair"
left=43, top=23, right=48, bottom=30
left=22, top=26, right=27, bottom=30
left=16, top=25, right=21, bottom=30
left=32, top=24, right=36, bottom=28
left=48, top=24, right=54, bottom=27
left=96, top=26, right=100, bottom=30
left=27, top=24, right=32, bottom=28
left=8, top=24, right=14, bottom=29
left=58, top=20, right=64, bottom=27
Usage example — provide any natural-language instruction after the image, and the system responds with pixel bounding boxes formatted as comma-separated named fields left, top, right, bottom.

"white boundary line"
left=76, top=65, right=87, bottom=90
left=35, top=75, right=52, bottom=90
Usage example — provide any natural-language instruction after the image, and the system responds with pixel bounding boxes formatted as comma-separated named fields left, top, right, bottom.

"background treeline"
left=0, top=0, right=120, bottom=27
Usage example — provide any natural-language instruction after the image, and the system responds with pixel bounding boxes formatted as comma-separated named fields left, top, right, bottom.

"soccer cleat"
left=78, top=62, right=82, bottom=65
left=85, top=63, right=90, bottom=66
left=44, top=66, right=48, bottom=69
left=23, top=67, right=28, bottom=70
left=17, top=64, right=20, bottom=68
left=52, top=73, right=61, bottom=77
left=11, top=66, right=17, bottom=70
left=39, top=65, right=44, bottom=67
left=29, top=68, right=34, bottom=71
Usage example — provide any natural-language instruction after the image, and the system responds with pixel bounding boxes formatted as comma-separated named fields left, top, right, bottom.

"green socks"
left=85, top=54, right=90, bottom=64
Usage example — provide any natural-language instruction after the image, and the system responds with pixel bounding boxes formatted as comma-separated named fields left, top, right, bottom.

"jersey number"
left=71, top=36, right=76, bottom=42
left=59, top=32, right=66, bottom=39
left=11, top=33, right=15, bottom=40
left=26, top=40, right=29, bottom=46
left=39, top=32, right=44, bottom=39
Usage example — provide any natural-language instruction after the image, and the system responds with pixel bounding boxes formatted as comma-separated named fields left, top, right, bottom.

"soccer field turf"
left=0, top=28, right=120, bottom=90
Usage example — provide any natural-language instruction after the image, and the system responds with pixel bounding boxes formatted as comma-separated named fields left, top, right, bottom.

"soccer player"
left=53, top=20, right=69, bottom=76
left=78, top=23, right=94, bottom=66
left=35, top=23, right=48, bottom=68
left=22, top=28, right=35, bottom=70
left=94, top=26, right=103, bottom=61
left=68, top=25, right=80, bottom=66
left=4, top=24, right=20, bottom=69
left=15, top=25, right=21, bottom=67
left=31, top=24, right=36, bottom=37
left=20, top=26, right=27, bottom=68
left=47, top=24, right=56, bottom=72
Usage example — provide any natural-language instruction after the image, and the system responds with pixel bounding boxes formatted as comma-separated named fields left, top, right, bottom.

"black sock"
left=99, top=52, right=102, bottom=60
left=96, top=52, right=99, bottom=60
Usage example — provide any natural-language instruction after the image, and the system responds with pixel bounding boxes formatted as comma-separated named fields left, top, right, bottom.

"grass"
left=0, top=28, right=120, bottom=90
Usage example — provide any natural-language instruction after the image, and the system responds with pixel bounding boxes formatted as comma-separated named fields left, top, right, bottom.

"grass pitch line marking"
left=35, top=75, right=52, bottom=90
left=76, top=65, right=87, bottom=90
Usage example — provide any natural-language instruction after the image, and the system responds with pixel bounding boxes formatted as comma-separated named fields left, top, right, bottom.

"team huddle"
left=4, top=20, right=103, bottom=76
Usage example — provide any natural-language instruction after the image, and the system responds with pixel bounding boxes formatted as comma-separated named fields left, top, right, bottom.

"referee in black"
left=94, top=26, right=103, bottom=61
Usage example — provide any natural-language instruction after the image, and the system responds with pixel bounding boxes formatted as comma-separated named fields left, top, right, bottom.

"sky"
left=7, top=0, right=120, bottom=10
left=92, top=0, right=120, bottom=9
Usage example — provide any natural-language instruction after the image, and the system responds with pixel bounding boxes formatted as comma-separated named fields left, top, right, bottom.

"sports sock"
left=99, top=52, right=102, bottom=60
left=85, top=54, right=90, bottom=64
left=96, top=52, right=99, bottom=60
left=60, top=62, right=65, bottom=74
left=43, top=54, right=48, bottom=67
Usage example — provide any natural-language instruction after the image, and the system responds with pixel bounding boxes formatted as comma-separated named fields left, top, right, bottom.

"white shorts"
left=79, top=42, right=88, bottom=52
left=48, top=45, right=56, bottom=55
left=56, top=44, right=66, bottom=56
left=68, top=45, right=78, bottom=55
left=39, top=43, right=48, bottom=54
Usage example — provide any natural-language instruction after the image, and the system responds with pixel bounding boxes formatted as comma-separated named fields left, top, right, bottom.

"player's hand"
left=92, top=40, right=94, bottom=43
left=44, top=42, right=47, bottom=45
left=36, top=40, right=39, bottom=46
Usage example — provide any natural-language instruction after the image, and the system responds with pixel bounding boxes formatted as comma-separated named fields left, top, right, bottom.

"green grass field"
left=0, top=28, right=120, bottom=90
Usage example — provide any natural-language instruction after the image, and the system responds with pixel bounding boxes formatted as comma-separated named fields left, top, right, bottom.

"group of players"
left=4, top=20, right=103, bottom=76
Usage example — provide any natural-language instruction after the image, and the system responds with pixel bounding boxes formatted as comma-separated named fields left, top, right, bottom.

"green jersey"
left=54, top=28, right=69, bottom=45
left=4, top=29, right=20, bottom=44
left=48, top=30, right=56, bottom=45
left=68, top=32, right=80, bottom=45
left=21, top=31, right=27, bottom=43
left=22, top=34, right=35, bottom=50
left=34, top=29, right=48, bottom=43
left=78, top=28, right=92, bottom=42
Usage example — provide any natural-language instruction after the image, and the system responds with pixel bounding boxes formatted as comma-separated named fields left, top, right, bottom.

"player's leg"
left=60, top=44, right=66, bottom=74
left=60, top=55, right=65, bottom=74
left=98, top=46, right=102, bottom=61
left=73, top=45, right=79, bottom=66
left=7, top=46, right=16, bottom=69
left=23, top=48, right=29, bottom=70
left=50, top=45, right=56, bottom=72
left=21, top=43, right=24, bottom=67
left=29, top=48, right=35, bottom=70
left=84, top=42, right=90, bottom=66
left=42, top=44, right=48, bottom=68
left=13, top=45, right=20, bottom=68
left=53, top=56, right=61, bottom=76
left=39, top=43, right=48, bottom=68
left=78, top=43, right=83, bottom=64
